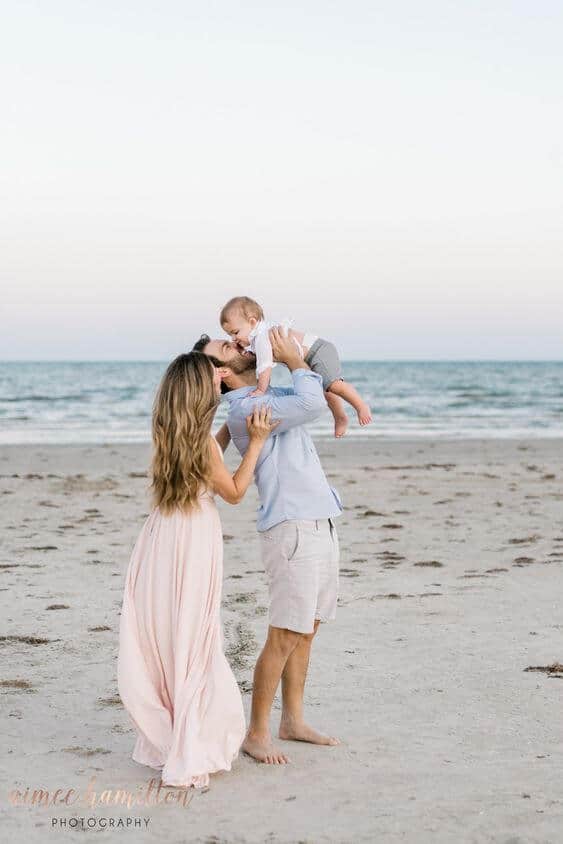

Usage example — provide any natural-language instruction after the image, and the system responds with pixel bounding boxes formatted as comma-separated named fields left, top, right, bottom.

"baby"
left=220, top=296, right=372, bottom=438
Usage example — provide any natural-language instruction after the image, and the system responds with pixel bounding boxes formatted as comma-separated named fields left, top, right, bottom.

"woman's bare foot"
left=356, top=401, right=372, bottom=426
left=333, top=412, right=348, bottom=438
left=279, top=719, right=340, bottom=746
left=242, top=732, right=290, bottom=764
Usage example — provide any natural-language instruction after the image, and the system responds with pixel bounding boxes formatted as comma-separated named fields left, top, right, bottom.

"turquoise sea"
left=0, top=361, right=562, bottom=444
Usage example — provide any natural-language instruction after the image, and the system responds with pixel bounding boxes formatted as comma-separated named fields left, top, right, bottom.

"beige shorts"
left=259, top=518, right=340, bottom=634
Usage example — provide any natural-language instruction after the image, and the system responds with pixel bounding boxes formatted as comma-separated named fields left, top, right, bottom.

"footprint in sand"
left=225, top=622, right=257, bottom=672
left=63, top=747, right=112, bottom=757
left=414, top=560, right=443, bottom=568
left=508, top=535, right=540, bottom=545
left=459, top=573, right=489, bottom=579
left=0, top=635, right=57, bottom=646
left=513, top=556, right=535, bottom=566
left=98, top=695, right=123, bottom=707
left=0, top=679, right=35, bottom=692
left=524, top=663, right=563, bottom=678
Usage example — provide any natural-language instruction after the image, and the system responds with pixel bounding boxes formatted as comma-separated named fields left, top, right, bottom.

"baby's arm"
left=250, top=367, right=272, bottom=397
left=249, top=327, right=274, bottom=397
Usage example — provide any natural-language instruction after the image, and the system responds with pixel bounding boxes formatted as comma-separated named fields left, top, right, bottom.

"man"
left=193, top=327, right=343, bottom=765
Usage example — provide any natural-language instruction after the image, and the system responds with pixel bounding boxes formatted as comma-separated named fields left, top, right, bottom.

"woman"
left=117, top=351, right=278, bottom=788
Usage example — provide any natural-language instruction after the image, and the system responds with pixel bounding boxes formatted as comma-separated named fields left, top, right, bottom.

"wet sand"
left=1, top=438, right=563, bottom=843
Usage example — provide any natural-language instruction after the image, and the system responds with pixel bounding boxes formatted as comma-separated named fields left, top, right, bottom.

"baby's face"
left=222, top=311, right=256, bottom=349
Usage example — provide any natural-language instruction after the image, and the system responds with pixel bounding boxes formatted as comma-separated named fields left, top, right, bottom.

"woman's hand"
left=246, top=404, right=280, bottom=442
left=211, top=405, right=280, bottom=505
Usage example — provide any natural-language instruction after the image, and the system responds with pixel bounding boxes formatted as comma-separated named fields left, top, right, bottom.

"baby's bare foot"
left=279, top=719, right=340, bottom=746
left=242, top=732, right=290, bottom=764
left=333, top=413, right=348, bottom=438
left=357, top=401, right=372, bottom=426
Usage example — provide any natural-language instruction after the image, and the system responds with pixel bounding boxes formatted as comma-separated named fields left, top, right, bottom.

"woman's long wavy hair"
left=151, top=352, right=219, bottom=514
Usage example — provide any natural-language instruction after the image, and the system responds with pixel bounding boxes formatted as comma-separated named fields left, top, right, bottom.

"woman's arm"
left=215, top=422, right=231, bottom=453
left=209, top=405, right=278, bottom=504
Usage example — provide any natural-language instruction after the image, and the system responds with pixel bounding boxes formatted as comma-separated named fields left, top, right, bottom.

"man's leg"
left=278, top=620, right=340, bottom=745
left=242, top=625, right=302, bottom=764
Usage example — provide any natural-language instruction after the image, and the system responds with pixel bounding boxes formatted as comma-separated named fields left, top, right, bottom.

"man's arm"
left=262, top=325, right=326, bottom=432
left=261, top=368, right=326, bottom=433
left=229, top=327, right=326, bottom=437
left=227, top=369, right=327, bottom=439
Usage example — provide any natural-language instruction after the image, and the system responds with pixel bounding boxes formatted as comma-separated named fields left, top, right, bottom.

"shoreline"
left=1, top=432, right=563, bottom=450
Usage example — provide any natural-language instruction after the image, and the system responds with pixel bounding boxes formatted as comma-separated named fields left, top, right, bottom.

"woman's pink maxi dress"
left=117, top=439, right=246, bottom=788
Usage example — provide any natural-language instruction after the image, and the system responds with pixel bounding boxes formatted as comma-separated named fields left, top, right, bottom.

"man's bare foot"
left=356, top=401, right=372, bottom=426
left=279, top=720, right=340, bottom=746
left=333, top=413, right=348, bottom=438
left=242, top=732, right=290, bottom=764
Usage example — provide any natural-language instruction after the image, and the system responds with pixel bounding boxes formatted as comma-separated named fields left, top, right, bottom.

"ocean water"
left=0, top=361, right=562, bottom=444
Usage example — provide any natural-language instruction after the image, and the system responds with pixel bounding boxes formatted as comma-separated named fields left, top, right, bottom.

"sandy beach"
left=1, top=436, right=563, bottom=843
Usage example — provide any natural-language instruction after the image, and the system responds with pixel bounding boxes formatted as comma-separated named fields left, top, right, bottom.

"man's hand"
left=268, top=326, right=307, bottom=371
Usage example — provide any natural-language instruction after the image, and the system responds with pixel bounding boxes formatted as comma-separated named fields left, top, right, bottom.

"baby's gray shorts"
left=304, top=338, right=343, bottom=391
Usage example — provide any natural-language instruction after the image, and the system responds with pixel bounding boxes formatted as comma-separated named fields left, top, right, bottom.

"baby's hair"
left=220, top=296, right=264, bottom=326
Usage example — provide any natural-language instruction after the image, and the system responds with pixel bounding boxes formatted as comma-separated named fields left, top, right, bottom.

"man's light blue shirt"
left=223, top=368, right=343, bottom=532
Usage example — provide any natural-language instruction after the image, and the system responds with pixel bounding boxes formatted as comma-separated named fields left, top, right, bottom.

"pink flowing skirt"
left=117, top=495, right=246, bottom=788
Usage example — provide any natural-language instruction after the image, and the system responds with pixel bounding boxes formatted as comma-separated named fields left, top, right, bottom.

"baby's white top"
left=245, top=318, right=305, bottom=375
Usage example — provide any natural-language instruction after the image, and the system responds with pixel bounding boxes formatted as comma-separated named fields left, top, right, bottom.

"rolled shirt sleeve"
left=264, top=369, right=326, bottom=433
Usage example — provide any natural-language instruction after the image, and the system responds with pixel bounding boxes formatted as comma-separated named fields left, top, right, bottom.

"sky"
left=1, top=1, right=562, bottom=360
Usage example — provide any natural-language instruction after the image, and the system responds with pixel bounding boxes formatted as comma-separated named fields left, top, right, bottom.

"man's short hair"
left=191, top=334, right=231, bottom=393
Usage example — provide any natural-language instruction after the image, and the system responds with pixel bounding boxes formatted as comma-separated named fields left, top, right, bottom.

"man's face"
left=203, top=338, right=256, bottom=375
